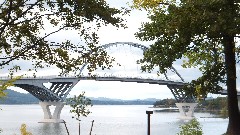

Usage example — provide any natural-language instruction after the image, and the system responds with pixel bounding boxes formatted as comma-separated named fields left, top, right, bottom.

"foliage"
left=220, top=106, right=228, bottom=118
left=68, top=92, right=92, bottom=121
left=154, top=97, right=228, bottom=117
left=204, top=97, right=227, bottom=111
left=134, top=0, right=236, bottom=96
left=20, top=124, right=32, bottom=135
left=131, top=0, right=167, bottom=10
left=209, top=97, right=228, bottom=118
left=0, top=76, right=21, bottom=98
left=198, top=97, right=228, bottom=118
left=133, top=0, right=240, bottom=134
left=153, top=98, right=176, bottom=107
left=177, top=118, right=203, bottom=135
left=0, top=0, right=129, bottom=77
left=67, top=92, right=92, bottom=135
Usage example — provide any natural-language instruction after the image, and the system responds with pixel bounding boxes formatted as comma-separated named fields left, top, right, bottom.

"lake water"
left=0, top=105, right=228, bottom=135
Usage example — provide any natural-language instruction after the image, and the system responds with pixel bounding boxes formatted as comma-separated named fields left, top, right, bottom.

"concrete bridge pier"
left=176, top=103, right=198, bottom=120
left=39, top=101, right=65, bottom=123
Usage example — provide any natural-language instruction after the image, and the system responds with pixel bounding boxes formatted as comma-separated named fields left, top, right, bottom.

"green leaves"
left=0, top=0, right=128, bottom=77
left=134, top=0, right=239, bottom=95
left=68, top=92, right=92, bottom=121
left=177, top=118, right=203, bottom=135
left=131, top=0, right=172, bottom=12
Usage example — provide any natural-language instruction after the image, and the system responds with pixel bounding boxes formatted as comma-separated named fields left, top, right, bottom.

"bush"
left=20, top=124, right=32, bottom=135
left=177, top=118, right=203, bottom=135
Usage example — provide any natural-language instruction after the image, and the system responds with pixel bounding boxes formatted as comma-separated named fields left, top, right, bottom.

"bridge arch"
left=79, top=42, right=184, bottom=82
left=1, top=41, right=197, bottom=122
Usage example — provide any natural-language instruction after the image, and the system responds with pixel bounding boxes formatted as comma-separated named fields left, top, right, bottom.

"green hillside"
left=0, top=90, right=157, bottom=105
left=0, top=90, right=39, bottom=104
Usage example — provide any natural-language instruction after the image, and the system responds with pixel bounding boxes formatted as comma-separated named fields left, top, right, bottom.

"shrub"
left=20, top=124, right=32, bottom=135
left=177, top=118, right=203, bottom=135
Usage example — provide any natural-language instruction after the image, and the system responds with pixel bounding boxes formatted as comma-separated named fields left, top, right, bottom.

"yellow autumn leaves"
left=20, top=124, right=32, bottom=135
left=132, top=0, right=163, bottom=9
left=131, top=0, right=177, bottom=11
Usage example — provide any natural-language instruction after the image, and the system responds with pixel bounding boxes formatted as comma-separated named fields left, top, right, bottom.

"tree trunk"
left=223, top=35, right=240, bottom=135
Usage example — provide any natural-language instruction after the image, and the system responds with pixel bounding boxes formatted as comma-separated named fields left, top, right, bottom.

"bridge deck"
left=0, top=76, right=186, bottom=86
left=0, top=76, right=189, bottom=102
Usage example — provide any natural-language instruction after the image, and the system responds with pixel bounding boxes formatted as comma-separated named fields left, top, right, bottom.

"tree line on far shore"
left=153, top=97, right=228, bottom=117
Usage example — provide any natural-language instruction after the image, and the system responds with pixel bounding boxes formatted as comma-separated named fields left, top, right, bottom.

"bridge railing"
left=0, top=75, right=62, bottom=80
left=80, top=73, right=184, bottom=82
left=0, top=73, right=184, bottom=82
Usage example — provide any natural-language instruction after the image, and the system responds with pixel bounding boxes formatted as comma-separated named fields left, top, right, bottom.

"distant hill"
left=91, top=99, right=155, bottom=105
left=0, top=90, right=157, bottom=105
left=89, top=97, right=157, bottom=105
left=0, top=89, right=39, bottom=104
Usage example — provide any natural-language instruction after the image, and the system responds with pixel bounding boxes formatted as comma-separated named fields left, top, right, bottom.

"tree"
left=153, top=98, right=177, bottom=107
left=68, top=92, right=92, bottom=135
left=132, top=0, right=240, bottom=134
left=0, top=0, right=129, bottom=95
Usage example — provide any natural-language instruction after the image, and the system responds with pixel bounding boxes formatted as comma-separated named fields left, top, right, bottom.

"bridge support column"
left=176, top=103, right=198, bottom=120
left=39, top=101, right=65, bottom=123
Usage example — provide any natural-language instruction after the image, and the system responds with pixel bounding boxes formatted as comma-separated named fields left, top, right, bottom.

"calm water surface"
left=0, top=105, right=228, bottom=135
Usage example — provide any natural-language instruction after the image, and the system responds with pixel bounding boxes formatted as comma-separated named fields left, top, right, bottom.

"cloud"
left=1, top=0, right=205, bottom=100
left=69, top=80, right=174, bottom=100
left=97, top=1, right=151, bottom=45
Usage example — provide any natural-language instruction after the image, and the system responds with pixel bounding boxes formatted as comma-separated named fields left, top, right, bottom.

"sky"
left=70, top=0, right=200, bottom=100
left=5, top=0, right=217, bottom=100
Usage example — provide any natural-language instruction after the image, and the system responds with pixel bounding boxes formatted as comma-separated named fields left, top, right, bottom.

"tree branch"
left=0, top=0, right=41, bottom=36
left=13, top=14, right=43, bottom=26
left=0, top=0, right=7, bottom=9
left=0, top=0, right=13, bottom=35
left=0, top=26, right=67, bottom=66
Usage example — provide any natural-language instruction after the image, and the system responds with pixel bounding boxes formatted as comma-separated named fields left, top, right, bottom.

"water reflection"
left=38, top=123, right=66, bottom=135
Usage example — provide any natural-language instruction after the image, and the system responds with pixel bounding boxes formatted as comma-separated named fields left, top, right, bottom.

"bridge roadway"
left=0, top=76, right=186, bottom=85
left=0, top=75, right=188, bottom=102
left=0, top=76, right=195, bottom=122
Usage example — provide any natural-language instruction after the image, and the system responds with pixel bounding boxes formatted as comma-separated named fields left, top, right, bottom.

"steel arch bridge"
left=79, top=42, right=185, bottom=82
left=79, top=42, right=194, bottom=103
left=0, top=42, right=197, bottom=123
left=1, top=42, right=195, bottom=103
